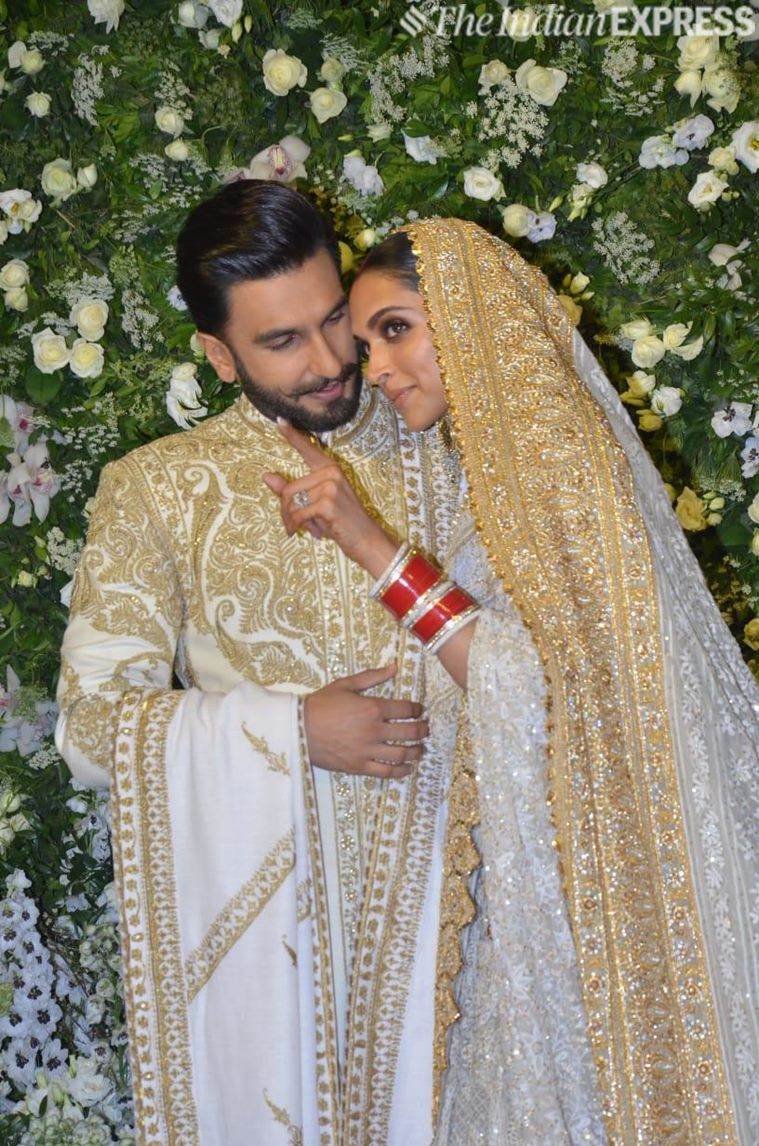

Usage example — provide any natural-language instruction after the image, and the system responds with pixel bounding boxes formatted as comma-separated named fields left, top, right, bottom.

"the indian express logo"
left=399, top=3, right=757, bottom=39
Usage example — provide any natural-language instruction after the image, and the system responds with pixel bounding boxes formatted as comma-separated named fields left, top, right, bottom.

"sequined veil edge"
left=401, top=217, right=758, bottom=1143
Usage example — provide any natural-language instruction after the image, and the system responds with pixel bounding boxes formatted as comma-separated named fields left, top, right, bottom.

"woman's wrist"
left=354, top=525, right=403, bottom=581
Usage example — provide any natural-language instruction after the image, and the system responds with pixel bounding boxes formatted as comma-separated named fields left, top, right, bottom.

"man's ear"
left=196, top=332, right=237, bottom=384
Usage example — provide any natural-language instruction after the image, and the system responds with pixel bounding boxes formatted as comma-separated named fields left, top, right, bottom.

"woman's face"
left=349, top=270, right=448, bottom=432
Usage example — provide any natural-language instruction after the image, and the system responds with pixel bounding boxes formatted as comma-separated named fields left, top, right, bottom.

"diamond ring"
left=293, top=489, right=311, bottom=509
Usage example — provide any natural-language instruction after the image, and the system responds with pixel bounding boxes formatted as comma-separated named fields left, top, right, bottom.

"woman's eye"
left=383, top=318, right=408, bottom=340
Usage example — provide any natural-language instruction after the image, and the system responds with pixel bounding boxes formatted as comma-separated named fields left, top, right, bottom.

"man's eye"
left=327, top=308, right=346, bottom=325
left=270, top=336, right=295, bottom=351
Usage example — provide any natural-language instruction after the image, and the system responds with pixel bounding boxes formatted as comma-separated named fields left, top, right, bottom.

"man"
left=54, top=180, right=462, bottom=1144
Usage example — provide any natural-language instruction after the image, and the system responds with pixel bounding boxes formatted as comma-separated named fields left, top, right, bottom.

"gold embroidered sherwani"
left=54, top=382, right=465, bottom=1146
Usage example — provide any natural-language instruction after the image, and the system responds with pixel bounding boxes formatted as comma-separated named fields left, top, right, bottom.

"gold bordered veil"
left=400, top=217, right=759, bottom=1144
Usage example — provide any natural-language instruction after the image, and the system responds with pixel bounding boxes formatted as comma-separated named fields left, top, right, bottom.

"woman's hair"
left=355, top=229, right=420, bottom=293
left=176, top=179, right=341, bottom=337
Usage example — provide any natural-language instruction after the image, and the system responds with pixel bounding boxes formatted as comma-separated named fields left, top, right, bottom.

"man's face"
left=208, top=247, right=362, bottom=434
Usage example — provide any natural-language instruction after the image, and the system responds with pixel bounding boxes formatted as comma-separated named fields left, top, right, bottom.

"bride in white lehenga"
left=271, top=216, right=758, bottom=1144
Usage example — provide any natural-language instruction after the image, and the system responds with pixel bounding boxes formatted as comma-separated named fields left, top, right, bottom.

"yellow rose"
left=631, top=334, right=666, bottom=368
left=338, top=241, right=355, bottom=274
left=165, top=139, right=190, bottom=161
left=743, top=618, right=759, bottom=651
left=4, top=286, right=28, bottom=311
left=319, top=57, right=345, bottom=85
left=626, top=370, right=656, bottom=398
left=677, top=34, right=719, bottom=71
left=501, top=203, right=533, bottom=235
left=557, top=294, right=582, bottom=326
left=637, top=410, right=663, bottom=432
left=478, top=59, right=510, bottom=93
left=675, top=486, right=708, bottom=531
left=262, top=49, right=307, bottom=97
left=0, top=259, right=30, bottom=290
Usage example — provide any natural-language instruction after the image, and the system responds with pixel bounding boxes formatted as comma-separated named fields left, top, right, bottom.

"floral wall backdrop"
left=0, top=0, right=756, bottom=1139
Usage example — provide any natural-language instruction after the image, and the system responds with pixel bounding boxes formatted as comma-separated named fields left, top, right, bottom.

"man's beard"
left=232, top=349, right=363, bottom=434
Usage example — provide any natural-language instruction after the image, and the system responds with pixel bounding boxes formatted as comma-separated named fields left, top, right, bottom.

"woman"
left=266, top=217, right=759, bottom=1143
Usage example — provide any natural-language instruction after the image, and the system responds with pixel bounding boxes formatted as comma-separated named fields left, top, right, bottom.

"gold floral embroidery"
left=241, top=722, right=289, bottom=775
left=263, top=1090, right=304, bottom=1146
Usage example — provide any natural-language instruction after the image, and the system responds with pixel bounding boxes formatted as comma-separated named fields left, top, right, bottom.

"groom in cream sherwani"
left=54, top=179, right=462, bottom=1144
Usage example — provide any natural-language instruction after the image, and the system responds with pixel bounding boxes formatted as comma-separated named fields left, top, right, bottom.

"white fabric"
left=434, top=511, right=607, bottom=1145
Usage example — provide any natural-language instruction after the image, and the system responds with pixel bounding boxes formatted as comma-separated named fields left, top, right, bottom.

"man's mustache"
left=291, top=359, right=359, bottom=399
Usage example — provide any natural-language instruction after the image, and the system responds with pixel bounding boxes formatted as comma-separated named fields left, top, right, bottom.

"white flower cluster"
left=0, top=871, right=65, bottom=1095
left=120, top=287, right=160, bottom=352
left=369, top=34, right=449, bottom=127
left=0, top=189, right=43, bottom=245
left=44, top=527, right=83, bottom=577
left=591, top=211, right=661, bottom=287
left=600, top=40, right=666, bottom=118
left=71, top=50, right=105, bottom=126
left=55, top=396, right=121, bottom=508
left=476, top=75, right=549, bottom=169
left=711, top=403, right=759, bottom=480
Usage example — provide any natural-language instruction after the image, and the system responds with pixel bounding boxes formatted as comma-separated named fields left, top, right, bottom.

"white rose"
left=620, top=317, right=653, bottom=340
left=478, top=59, right=510, bottom=93
left=515, top=59, right=567, bottom=107
left=32, top=327, right=70, bottom=373
left=677, top=34, right=719, bottom=71
left=19, top=48, right=44, bottom=75
left=0, top=259, right=30, bottom=290
left=262, top=49, right=307, bottom=97
left=747, top=493, right=759, bottom=525
left=731, top=121, right=758, bottom=173
left=501, top=203, right=536, bottom=237
left=77, top=164, right=98, bottom=189
left=319, top=56, right=345, bottom=84
left=25, top=92, right=51, bottom=118
left=155, top=105, right=185, bottom=137
left=702, top=63, right=740, bottom=114
left=0, top=221, right=8, bottom=244
left=5, top=287, right=28, bottom=311
left=70, top=298, right=108, bottom=341
left=650, top=386, right=683, bottom=416
left=69, top=338, right=105, bottom=379
left=674, top=69, right=702, bottom=107
left=463, top=166, right=504, bottom=201
left=208, top=0, right=243, bottom=26
left=402, top=133, right=445, bottom=165
left=367, top=123, right=391, bottom=142
left=503, top=7, right=538, bottom=40
left=67, top=1058, right=112, bottom=1108
left=687, top=171, right=728, bottom=210
left=670, top=335, right=703, bottom=360
left=708, top=146, right=739, bottom=175
left=86, top=0, right=125, bottom=34
left=177, top=1, right=208, bottom=27
left=576, top=161, right=607, bottom=189
left=662, top=322, right=691, bottom=350
left=309, top=87, right=347, bottom=124
left=631, top=335, right=666, bottom=368
left=171, top=361, right=199, bottom=387
left=165, top=139, right=190, bottom=161
left=40, top=158, right=78, bottom=202
left=18, top=197, right=42, bottom=225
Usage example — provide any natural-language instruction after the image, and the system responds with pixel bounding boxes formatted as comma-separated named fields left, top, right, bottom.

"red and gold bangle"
left=370, top=543, right=481, bottom=651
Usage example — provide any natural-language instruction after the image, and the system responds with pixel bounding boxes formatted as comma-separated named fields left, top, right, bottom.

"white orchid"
left=672, top=115, right=715, bottom=152
left=402, top=134, right=446, bottom=165
left=2, top=441, right=60, bottom=527
left=711, top=402, right=753, bottom=439
left=236, top=135, right=311, bottom=183
left=166, top=363, right=208, bottom=429
left=343, top=154, right=384, bottom=197
left=86, top=0, right=125, bottom=34
left=639, top=135, right=689, bottom=169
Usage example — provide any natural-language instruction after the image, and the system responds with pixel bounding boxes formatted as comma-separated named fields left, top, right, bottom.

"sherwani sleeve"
left=53, top=458, right=324, bottom=1144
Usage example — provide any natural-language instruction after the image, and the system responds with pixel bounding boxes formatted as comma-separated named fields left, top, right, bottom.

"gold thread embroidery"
left=241, top=721, right=290, bottom=775
left=184, top=831, right=295, bottom=1002
left=263, top=1089, right=304, bottom=1146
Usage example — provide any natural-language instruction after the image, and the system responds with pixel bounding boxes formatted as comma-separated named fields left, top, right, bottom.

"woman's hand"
left=262, top=418, right=399, bottom=579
